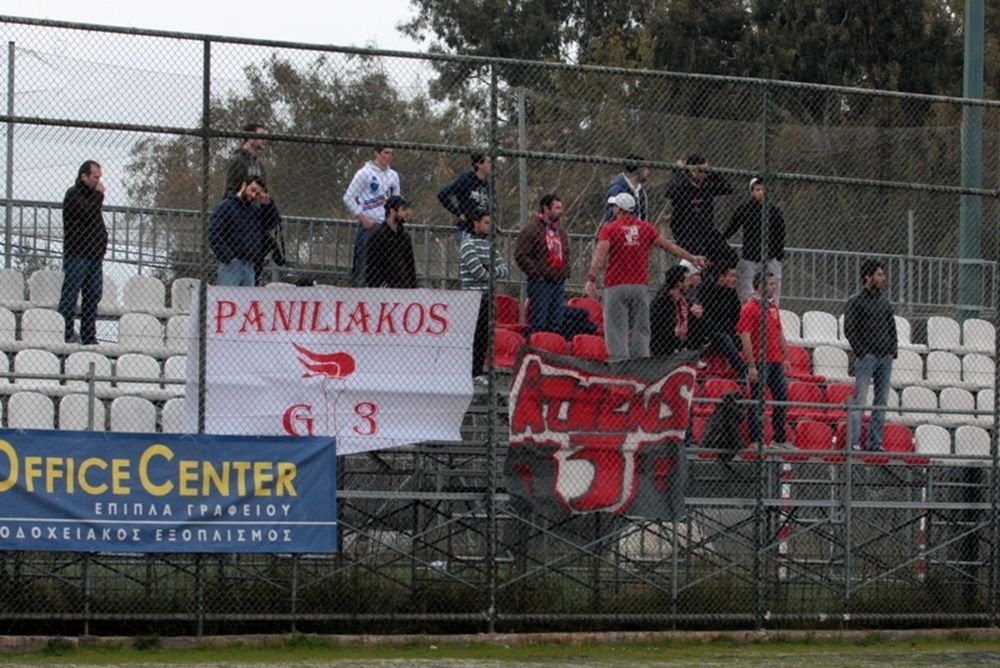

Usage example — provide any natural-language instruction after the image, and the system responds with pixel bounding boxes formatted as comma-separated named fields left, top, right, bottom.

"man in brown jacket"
left=515, top=194, right=571, bottom=336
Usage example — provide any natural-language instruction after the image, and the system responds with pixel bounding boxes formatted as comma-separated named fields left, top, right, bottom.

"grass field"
left=0, top=632, right=999, bottom=666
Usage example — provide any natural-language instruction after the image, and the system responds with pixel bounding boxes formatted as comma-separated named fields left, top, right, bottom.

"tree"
left=125, top=55, right=480, bottom=280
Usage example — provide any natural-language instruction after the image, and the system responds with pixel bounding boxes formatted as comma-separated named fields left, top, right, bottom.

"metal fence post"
left=196, top=37, right=211, bottom=435
left=751, top=81, right=772, bottom=631
left=485, top=61, right=499, bottom=635
left=86, top=361, right=96, bottom=430
left=990, top=296, right=1000, bottom=623
left=4, top=41, right=13, bottom=270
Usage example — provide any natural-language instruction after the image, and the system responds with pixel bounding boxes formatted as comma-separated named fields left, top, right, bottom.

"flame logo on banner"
left=292, top=343, right=357, bottom=437
left=292, top=343, right=356, bottom=379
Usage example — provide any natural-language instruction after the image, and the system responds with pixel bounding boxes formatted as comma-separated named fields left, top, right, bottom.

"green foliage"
left=42, top=637, right=75, bottom=656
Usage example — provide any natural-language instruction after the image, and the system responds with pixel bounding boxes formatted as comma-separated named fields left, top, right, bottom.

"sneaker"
left=472, top=375, right=489, bottom=388
left=771, top=441, right=797, bottom=451
left=851, top=444, right=863, bottom=452
left=696, top=360, right=708, bottom=370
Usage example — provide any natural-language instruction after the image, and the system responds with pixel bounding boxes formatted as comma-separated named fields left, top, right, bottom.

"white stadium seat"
left=926, top=316, right=960, bottom=351
left=961, top=318, right=995, bottom=356
left=27, top=270, right=63, bottom=308
left=109, top=396, right=157, bottom=433
left=58, top=393, right=106, bottom=431
left=7, top=391, right=54, bottom=429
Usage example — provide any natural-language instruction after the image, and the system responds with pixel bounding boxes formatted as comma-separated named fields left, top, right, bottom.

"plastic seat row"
left=782, top=309, right=995, bottom=357
left=0, top=269, right=199, bottom=319
left=2, top=391, right=187, bottom=433
left=890, top=349, right=993, bottom=390
left=495, top=329, right=609, bottom=368
left=495, top=294, right=605, bottom=336
left=0, top=307, right=192, bottom=358
left=0, top=349, right=186, bottom=401
left=800, top=345, right=995, bottom=391
left=792, top=421, right=989, bottom=466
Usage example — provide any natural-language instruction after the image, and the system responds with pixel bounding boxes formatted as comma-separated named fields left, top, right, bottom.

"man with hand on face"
left=366, top=196, right=417, bottom=289
left=58, top=160, right=107, bottom=345
left=209, top=176, right=277, bottom=287
left=224, top=123, right=286, bottom=285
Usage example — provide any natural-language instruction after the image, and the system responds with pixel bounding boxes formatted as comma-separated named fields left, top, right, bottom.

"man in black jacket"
left=693, top=263, right=747, bottom=377
left=436, top=154, right=492, bottom=245
left=224, top=123, right=285, bottom=285
left=58, top=160, right=107, bottom=345
left=725, top=177, right=785, bottom=303
left=666, top=154, right=736, bottom=267
left=366, top=196, right=417, bottom=289
left=844, top=259, right=897, bottom=452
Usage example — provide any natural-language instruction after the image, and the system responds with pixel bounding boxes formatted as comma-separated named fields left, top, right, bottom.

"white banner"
left=184, top=286, right=480, bottom=454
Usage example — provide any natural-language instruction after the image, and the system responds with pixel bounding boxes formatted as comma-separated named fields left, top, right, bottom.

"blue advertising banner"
left=0, top=430, right=337, bottom=553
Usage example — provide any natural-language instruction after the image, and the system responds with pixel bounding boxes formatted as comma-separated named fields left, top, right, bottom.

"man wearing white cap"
left=586, top=192, right=706, bottom=361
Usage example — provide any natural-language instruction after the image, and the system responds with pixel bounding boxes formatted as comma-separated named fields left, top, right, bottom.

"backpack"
left=701, top=391, right=744, bottom=462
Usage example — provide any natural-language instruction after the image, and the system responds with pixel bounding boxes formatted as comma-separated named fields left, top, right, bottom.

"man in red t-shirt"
left=586, top=192, right=705, bottom=361
left=737, top=272, right=792, bottom=448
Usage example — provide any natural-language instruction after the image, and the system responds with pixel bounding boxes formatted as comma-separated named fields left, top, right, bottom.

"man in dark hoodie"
left=58, top=160, right=108, bottom=345
left=224, top=123, right=285, bottom=285
left=437, top=153, right=492, bottom=245
left=366, top=196, right=417, bottom=289
left=209, top=176, right=277, bottom=286
left=844, top=259, right=897, bottom=452
left=694, top=263, right=747, bottom=377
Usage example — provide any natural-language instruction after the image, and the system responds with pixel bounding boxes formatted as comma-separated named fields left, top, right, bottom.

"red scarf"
left=542, top=216, right=564, bottom=270
left=673, top=293, right=689, bottom=341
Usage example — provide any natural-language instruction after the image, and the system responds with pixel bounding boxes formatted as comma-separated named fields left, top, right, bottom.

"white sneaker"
left=770, top=441, right=797, bottom=451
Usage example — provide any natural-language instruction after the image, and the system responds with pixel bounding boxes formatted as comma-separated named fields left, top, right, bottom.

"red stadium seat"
left=495, top=294, right=527, bottom=334
left=567, top=296, right=604, bottom=334
left=881, top=423, right=918, bottom=465
left=528, top=331, right=568, bottom=356
left=695, top=378, right=742, bottom=418
left=793, top=420, right=838, bottom=462
left=823, top=382, right=854, bottom=422
left=699, top=349, right=740, bottom=379
left=494, top=328, right=525, bottom=369
left=571, top=334, right=608, bottom=361
left=786, top=345, right=825, bottom=383
left=787, top=381, right=828, bottom=423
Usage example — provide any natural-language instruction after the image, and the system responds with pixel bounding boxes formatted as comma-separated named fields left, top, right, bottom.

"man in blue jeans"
left=514, top=194, right=570, bottom=337
left=209, top=176, right=276, bottom=286
left=58, top=160, right=107, bottom=345
left=737, top=272, right=792, bottom=448
left=844, top=259, right=897, bottom=451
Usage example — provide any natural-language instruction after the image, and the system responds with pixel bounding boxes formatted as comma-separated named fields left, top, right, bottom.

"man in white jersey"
left=342, top=145, right=402, bottom=287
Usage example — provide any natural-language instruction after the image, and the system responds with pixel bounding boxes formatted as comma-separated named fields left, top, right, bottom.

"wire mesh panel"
left=0, top=15, right=998, bottom=633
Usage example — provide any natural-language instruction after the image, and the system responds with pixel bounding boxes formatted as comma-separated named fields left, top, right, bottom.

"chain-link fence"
left=0, top=15, right=999, bottom=634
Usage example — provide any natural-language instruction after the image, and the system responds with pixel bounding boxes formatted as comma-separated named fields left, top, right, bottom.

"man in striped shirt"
left=460, top=209, right=509, bottom=381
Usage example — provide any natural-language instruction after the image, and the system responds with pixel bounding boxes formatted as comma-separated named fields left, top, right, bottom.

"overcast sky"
left=0, top=0, right=426, bottom=51
left=0, top=2, right=433, bottom=203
